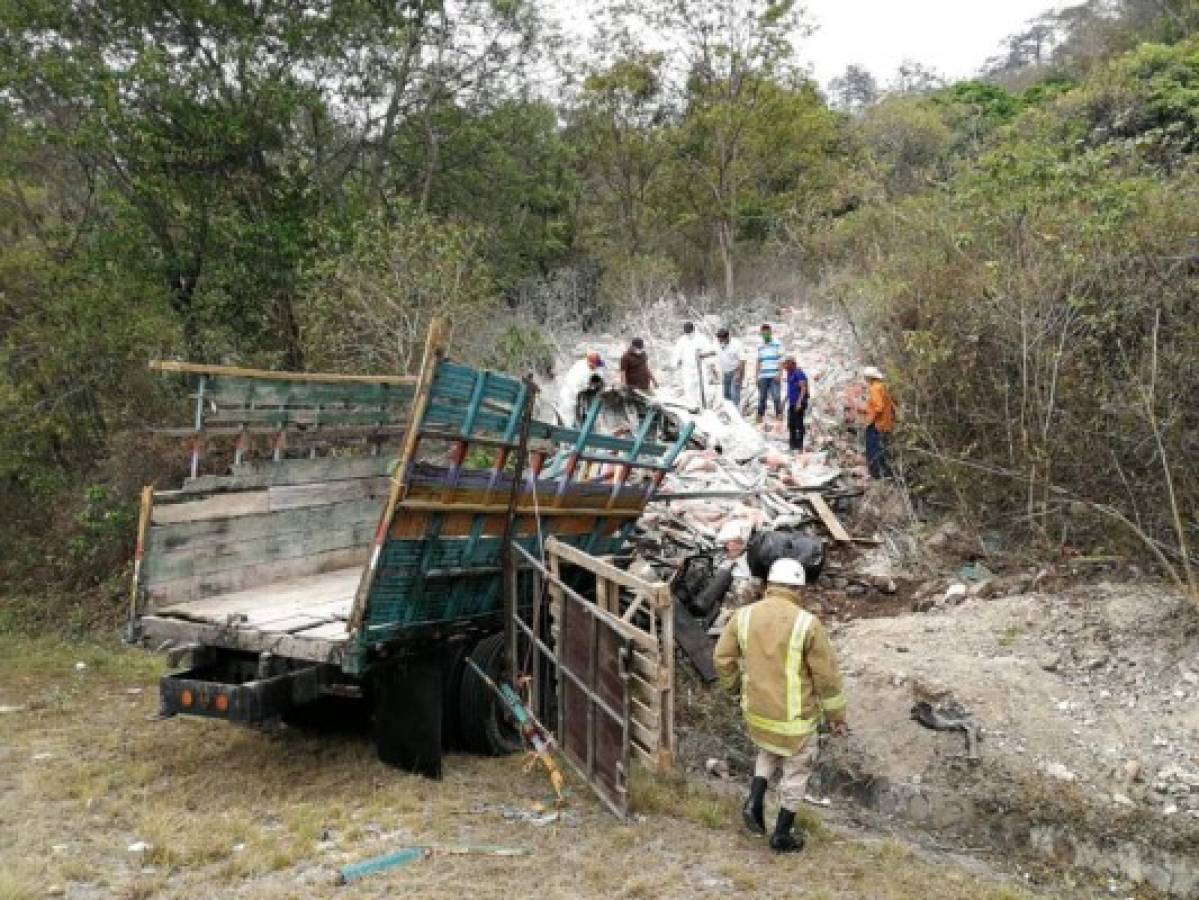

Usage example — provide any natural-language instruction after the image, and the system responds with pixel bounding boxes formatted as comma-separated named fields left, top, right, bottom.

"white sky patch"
left=547, top=1, right=1065, bottom=88
left=799, top=0, right=1064, bottom=85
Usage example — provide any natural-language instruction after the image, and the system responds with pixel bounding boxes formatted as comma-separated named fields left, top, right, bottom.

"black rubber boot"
left=769, top=808, right=805, bottom=853
left=742, top=776, right=768, bottom=835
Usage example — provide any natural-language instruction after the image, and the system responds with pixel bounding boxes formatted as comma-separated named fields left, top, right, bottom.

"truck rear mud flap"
left=160, top=664, right=321, bottom=722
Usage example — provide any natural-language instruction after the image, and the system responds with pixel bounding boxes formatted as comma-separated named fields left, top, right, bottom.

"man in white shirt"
left=672, top=322, right=713, bottom=410
left=715, top=327, right=745, bottom=408
left=557, top=351, right=606, bottom=426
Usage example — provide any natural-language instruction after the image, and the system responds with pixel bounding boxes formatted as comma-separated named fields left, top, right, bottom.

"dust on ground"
left=0, top=634, right=1039, bottom=900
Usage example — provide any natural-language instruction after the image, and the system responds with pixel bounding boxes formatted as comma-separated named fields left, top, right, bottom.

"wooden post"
left=501, top=376, right=537, bottom=681
left=128, top=486, right=154, bottom=622
left=657, top=583, right=675, bottom=772
left=348, top=317, right=447, bottom=634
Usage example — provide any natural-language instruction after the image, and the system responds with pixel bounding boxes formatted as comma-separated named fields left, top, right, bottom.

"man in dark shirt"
left=782, top=357, right=809, bottom=452
left=620, top=337, right=658, bottom=393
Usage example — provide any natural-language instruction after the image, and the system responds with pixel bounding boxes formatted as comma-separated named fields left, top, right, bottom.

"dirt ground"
left=0, top=634, right=1042, bottom=900
left=827, top=582, right=1199, bottom=896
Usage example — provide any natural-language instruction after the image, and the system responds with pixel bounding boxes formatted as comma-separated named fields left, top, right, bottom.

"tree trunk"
left=717, top=216, right=735, bottom=300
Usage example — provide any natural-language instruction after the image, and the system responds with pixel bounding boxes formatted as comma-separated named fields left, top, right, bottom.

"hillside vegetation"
left=0, top=0, right=1195, bottom=619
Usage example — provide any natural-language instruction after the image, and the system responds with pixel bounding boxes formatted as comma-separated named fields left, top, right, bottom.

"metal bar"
left=461, top=370, right=488, bottom=437
left=189, top=375, right=207, bottom=479
left=398, top=500, right=643, bottom=519
left=150, top=359, right=418, bottom=385
left=512, top=611, right=556, bottom=667
left=501, top=377, right=538, bottom=681
left=648, top=489, right=758, bottom=501
left=555, top=395, right=602, bottom=505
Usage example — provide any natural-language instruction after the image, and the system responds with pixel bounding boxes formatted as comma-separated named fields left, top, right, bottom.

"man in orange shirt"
left=863, top=367, right=895, bottom=479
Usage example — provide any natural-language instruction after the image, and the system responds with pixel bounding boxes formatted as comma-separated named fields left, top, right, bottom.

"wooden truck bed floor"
left=153, top=566, right=359, bottom=643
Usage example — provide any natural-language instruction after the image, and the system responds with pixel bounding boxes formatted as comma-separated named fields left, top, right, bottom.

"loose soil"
left=0, top=633, right=1035, bottom=900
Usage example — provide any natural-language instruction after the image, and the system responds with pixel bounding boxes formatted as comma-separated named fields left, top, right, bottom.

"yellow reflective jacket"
left=713, top=585, right=847, bottom=756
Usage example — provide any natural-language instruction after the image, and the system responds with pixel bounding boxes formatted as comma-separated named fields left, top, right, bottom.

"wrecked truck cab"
left=127, top=319, right=692, bottom=781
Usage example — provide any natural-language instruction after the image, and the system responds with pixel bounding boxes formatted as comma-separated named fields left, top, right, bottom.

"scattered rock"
left=943, top=583, right=968, bottom=604
left=1123, top=760, right=1142, bottom=783
left=0, top=704, right=24, bottom=714
left=704, top=757, right=730, bottom=779
left=127, top=841, right=152, bottom=854
left=74, top=661, right=88, bottom=672
left=1044, top=762, right=1077, bottom=782
left=1039, top=653, right=1062, bottom=672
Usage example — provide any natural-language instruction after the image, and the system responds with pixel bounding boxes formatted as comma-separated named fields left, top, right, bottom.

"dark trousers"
left=787, top=404, right=807, bottom=451
left=757, top=377, right=781, bottom=418
left=865, top=424, right=892, bottom=478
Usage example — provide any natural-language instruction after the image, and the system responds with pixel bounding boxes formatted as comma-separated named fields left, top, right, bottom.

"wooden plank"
left=152, top=492, right=269, bottom=524
left=802, top=492, right=852, bottom=542
left=146, top=547, right=368, bottom=605
left=546, top=538, right=663, bottom=594
left=155, top=567, right=361, bottom=620
left=182, top=456, right=395, bottom=492
left=268, top=478, right=390, bottom=511
left=138, top=615, right=347, bottom=665
left=147, top=498, right=381, bottom=551
left=143, top=521, right=375, bottom=584
left=290, top=621, right=352, bottom=640
left=350, top=317, right=447, bottom=633
left=129, top=485, right=154, bottom=619
left=150, top=360, right=417, bottom=385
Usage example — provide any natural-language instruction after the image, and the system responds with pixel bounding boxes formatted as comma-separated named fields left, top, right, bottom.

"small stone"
left=846, top=584, right=866, bottom=596
left=1163, top=803, right=1179, bottom=816
left=74, top=662, right=87, bottom=671
left=127, top=841, right=152, bottom=854
left=944, top=583, right=968, bottom=603
left=1111, top=792, right=1133, bottom=806
left=46, top=887, right=64, bottom=897
left=1123, top=760, right=1142, bottom=782
left=1039, top=653, right=1061, bottom=672
left=1044, top=762, right=1077, bottom=782
left=704, top=757, right=730, bottom=779
left=0, top=705, right=24, bottom=714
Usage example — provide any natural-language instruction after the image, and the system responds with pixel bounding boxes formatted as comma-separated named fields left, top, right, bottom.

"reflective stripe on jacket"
left=713, top=586, right=846, bottom=756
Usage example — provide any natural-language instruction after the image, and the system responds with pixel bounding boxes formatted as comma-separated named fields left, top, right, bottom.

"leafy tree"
left=604, top=0, right=813, bottom=299
left=828, top=64, right=880, bottom=113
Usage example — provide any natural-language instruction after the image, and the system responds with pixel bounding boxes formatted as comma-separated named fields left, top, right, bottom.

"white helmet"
left=768, top=558, right=806, bottom=586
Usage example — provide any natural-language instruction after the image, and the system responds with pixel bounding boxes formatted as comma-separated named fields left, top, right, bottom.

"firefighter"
left=713, top=558, right=847, bottom=852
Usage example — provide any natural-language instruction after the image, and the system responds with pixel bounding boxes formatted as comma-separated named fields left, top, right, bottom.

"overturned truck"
left=127, top=320, right=691, bottom=810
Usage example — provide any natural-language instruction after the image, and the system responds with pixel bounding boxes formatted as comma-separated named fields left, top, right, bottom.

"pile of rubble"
left=542, top=301, right=872, bottom=560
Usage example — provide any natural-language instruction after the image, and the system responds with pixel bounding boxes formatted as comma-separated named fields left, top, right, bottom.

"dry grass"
left=0, top=633, right=1034, bottom=899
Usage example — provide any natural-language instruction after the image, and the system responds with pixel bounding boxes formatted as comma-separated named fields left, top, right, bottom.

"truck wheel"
left=457, top=633, right=523, bottom=756
left=440, top=637, right=471, bottom=751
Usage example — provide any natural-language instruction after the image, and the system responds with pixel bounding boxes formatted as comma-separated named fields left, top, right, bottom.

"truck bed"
left=152, top=566, right=359, bottom=642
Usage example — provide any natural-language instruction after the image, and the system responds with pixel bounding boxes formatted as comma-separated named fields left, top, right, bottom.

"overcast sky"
left=799, top=0, right=1063, bottom=85
left=548, top=1, right=1065, bottom=89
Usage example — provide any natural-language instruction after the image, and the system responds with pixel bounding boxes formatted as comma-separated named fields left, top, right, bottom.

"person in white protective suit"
left=557, top=350, right=607, bottom=426
left=672, top=322, right=714, bottom=410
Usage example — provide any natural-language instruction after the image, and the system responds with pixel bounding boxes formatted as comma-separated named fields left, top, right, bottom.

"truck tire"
left=457, top=633, right=523, bottom=756
left=440, top=637, right=471, bottom=750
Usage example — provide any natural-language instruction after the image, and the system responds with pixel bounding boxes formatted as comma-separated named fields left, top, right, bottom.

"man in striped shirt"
left=755, top=323, right=783, bottom=423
